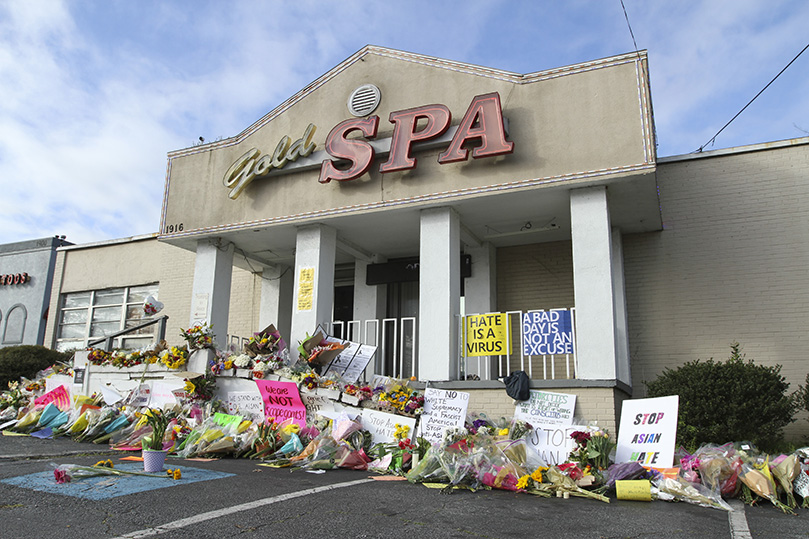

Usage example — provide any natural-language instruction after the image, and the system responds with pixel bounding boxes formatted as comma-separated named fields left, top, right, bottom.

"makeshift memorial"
left=181, top=323, right=216, bottom=350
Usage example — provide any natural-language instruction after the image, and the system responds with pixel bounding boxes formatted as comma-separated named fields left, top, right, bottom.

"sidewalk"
left=0, top=431, right=116, bottom=461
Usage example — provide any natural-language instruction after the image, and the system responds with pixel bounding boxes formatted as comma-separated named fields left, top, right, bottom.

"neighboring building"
left=35, top=47, right=809, bottom=438
left=0, top=236, right=71, bottom=347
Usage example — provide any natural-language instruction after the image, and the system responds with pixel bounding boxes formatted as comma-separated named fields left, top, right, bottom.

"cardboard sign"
left=522, top=310, right=574, bottom=356
left=524, top=424, right=585, bottom=466
left=417, top=388, right=470, bottom=444
left=615, top=395, right=679, bottom=468
left=254, top=379, right=306, bottom=427
left=225, top=391, right=265, bottom=423
left=361, top=409, right=417, bottom=445
left=514, top=390, right=576, bottom=426
left=464, top=313, right=510, bottom=357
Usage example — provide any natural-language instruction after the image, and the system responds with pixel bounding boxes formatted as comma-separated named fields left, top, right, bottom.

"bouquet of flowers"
left=180, top=323, right=215, bottom=350
left=160, top=346, right=189, bottom=370
left=245, top=324, right=285, bottom=358
left=569, top=427, right=615, bottom=470
left=87, top=348, right=112, bottom=366
left=184, top=372, right=217, bottom=401
left=142, top=408, right=176, bottom=450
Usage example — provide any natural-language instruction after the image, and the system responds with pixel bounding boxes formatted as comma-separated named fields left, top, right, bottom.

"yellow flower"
left=498, top=428, right=510, bottom=436
left=173, top=469, right=182, bottom=480
left=224, top=360, right=234, bottom=370
left=516, top=475, right=530, bottom=490
left=530, top=467, right=544, bottom=483
left=184, top=380, right=196, bottom=394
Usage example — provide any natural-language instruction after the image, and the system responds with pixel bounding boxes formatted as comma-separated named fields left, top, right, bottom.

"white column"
left=259, top=264, right=293, bottom=341
left=462, top=242, right=497, bottom=379
left=418, top=207, right=460, bottom=381
left=611, top=228, right=631, bottom=386
left=354, top=256, right=386, bottom=379
left=290, top=224, right=337, bottom=358
left=570, top=186, right=619, bottom=380
left=190, top=238, right=234, bottom=350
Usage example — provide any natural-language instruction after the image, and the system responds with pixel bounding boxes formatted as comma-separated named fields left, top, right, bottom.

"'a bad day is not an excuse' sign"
left=522, top=310, right=574, bottom=356
left=615, top=395, right=679, bottom=468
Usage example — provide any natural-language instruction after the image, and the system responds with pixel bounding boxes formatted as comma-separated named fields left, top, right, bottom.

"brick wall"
left=623, top=141, right=809, bottom=439
left=467, top=387, right=620, bottom=433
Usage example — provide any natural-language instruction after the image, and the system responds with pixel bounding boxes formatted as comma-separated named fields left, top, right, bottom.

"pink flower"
left=54, top=468, right=71, bottom=483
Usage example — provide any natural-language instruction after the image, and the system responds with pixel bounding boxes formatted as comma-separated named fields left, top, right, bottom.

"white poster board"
left=151, top=380, right=185, bottom=408
left=300, top=390, right=342, bottom=419
left=524, top=424, right=587, bottom=466
left=616, top=395, right=679, bottom=468
left=514, top=390, right=576, bottom=426
left=225, top=391, right=266, bottom=423
left=361, top=409, right=417, bottom=445
left=417, top=388, right=470, bottom=444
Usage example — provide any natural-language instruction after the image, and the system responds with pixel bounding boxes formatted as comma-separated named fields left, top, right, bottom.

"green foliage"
left=0, top=345, right=71, bottom=388
left=645, top=342, right=797, bottom=452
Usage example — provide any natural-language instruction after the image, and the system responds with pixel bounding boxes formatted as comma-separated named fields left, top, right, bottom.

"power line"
left=696, top=41, right=809, bottom=152
left=619, top=0, right=639, bottom=53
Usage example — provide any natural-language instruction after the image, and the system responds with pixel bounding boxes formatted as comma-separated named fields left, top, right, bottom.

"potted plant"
left=142, top=407, right=175, bottom=472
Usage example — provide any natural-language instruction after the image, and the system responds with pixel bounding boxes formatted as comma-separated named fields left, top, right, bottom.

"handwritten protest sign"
left=514, top=390, right=576, bottom=426
left=225, top=391, right=265, bottom=423
left=361, top=409, right=417, bottom=445
left=616, top=395, right=679, bottom=468
left=254, top=379, right=307, bottom=427
left=417, top=388, right=469, bottom=444
left=464, top=313, right=510, bottom=357
left=151, top=380, right=184, bottom=408
left=524, top=424, right=586, bottom=465
left=300, top=390, right=341, bottom=419
left=522, top=310, right=574, bottom=356
left=34, top=384, right=71, bottom=411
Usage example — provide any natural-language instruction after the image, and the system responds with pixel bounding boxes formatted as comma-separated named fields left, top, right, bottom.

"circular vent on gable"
left=347, top=84, right=381, bottom=117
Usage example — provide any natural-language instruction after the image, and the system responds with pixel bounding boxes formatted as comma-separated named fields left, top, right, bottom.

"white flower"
left=231, top=354, right=252, bottom=368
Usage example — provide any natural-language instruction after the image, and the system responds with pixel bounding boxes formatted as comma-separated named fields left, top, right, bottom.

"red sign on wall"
left=0, top=273, right=30, bottom=286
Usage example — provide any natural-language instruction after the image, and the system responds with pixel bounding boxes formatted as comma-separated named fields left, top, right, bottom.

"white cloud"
left=0, top=0, right=805, bottom=245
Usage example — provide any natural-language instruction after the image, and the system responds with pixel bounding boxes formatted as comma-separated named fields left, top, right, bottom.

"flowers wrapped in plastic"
left=652, top=475, right=732, bottom=511
left=693, top=443, right=742, bottom=498
left=738, top=457, right=794, bottom=513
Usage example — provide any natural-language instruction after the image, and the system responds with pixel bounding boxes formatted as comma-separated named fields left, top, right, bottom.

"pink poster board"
left=254, top=379, right=307, bottom=427
left=34, top=384, right=71, bottom=411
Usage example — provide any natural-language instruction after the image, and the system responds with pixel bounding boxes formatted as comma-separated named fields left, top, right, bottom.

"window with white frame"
left=56, top=284, right=159, bottom=351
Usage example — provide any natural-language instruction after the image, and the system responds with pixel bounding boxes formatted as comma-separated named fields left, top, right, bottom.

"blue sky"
left=1, top=0, right=807, bottom=245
